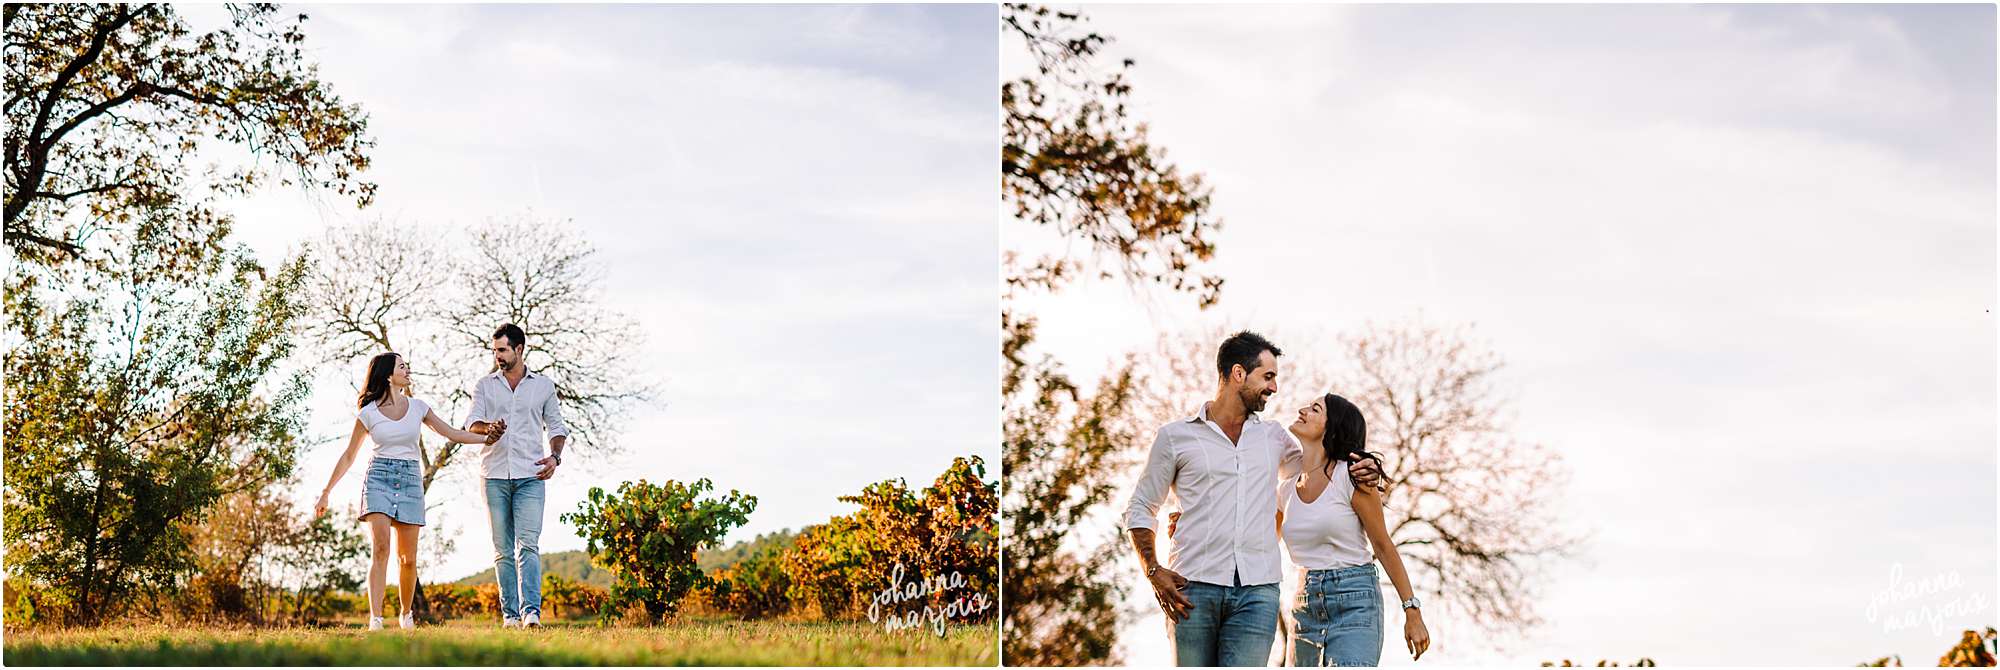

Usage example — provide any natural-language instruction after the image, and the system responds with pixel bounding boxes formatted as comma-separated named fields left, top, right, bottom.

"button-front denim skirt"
left=361, top=457, right=425, bottom=526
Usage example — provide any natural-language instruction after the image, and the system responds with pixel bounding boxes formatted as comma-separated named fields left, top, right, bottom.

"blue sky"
left=1005, top=4, right=1995, bottom=665
left=201, top=4, right=997, bottom=582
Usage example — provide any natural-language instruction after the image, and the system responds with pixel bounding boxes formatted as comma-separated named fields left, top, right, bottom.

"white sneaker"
left=502, top=617, right=522, bottom=629
left=523, top=611, right=541, bottom=628
left=399, top=612, right=415, bottom=630
left=367, top=616, right=385, bottom=631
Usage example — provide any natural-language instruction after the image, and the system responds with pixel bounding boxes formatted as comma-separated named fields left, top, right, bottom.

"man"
left=1126, top=331, right=1382, bottom=666
left=466, top=323, right=569, bottom=629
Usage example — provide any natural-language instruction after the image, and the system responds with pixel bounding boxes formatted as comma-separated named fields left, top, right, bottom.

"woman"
left=1278, top=393, right=1430, bottom=665
left=314, top=352, right=495, bottom=631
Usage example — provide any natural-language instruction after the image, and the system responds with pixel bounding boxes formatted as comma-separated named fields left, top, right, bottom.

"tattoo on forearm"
left=1130, top=528, right=1157, bottom=568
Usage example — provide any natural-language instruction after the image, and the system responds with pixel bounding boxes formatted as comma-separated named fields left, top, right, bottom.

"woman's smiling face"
left=1293, top=397, right=1326, bottom=439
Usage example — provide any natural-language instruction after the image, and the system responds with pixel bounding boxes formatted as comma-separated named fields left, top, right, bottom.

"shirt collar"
left=1187, top=401, right=1262, bottom=425
left=487, top=368, right=539, bottom=381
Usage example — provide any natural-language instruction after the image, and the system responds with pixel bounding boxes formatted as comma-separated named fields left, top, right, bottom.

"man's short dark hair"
left=493, top=323, right=526, bottom=349
left=1216, top=330, right=1282, bottom=379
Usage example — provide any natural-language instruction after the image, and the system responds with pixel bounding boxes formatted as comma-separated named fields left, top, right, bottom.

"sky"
left=188, top=4, right=998, bottom=583
left=1004, top=4, right=1996, bottom=665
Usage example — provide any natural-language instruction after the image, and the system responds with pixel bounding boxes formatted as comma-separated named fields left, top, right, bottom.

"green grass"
left=2, top=618, right=998, bottom=666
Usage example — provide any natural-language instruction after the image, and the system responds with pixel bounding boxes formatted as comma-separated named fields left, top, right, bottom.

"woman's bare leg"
left=366, top=514, right=392, bottom=618
left=394, top=521, right=421, bottom=617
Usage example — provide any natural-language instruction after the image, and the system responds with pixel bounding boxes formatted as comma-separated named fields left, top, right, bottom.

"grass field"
left=1, top=618, right=998, bottom=666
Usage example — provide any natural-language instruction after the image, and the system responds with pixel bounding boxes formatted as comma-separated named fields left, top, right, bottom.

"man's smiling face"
left=1237, top=350, right=1278, bottom=413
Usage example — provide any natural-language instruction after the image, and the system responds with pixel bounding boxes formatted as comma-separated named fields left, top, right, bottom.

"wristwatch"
left=1402, top=595, right=1421, bottom=611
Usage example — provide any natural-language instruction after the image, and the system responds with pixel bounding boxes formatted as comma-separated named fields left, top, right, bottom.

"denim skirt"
left=1288, top=564, right=1382, bottom=667
left=361, top=458, right=425, bottom=526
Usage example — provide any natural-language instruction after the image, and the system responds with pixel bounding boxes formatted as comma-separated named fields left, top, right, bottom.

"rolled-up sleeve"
left=1124, top=428, right=1177, bottom=531
left=540, top=381, right=570, bottom=439
left=463, top=379, right=492, bottom=428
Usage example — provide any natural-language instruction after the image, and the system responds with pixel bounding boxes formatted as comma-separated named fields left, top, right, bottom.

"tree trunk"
left=74, top=473, right=110, bottom=626
left=411, top=576, right=435, bottom=622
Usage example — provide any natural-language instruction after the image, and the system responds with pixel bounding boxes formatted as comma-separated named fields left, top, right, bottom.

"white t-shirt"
left=1278, top=463, right=1373, bottom=570
left=359, top=397, right=427, bottom=462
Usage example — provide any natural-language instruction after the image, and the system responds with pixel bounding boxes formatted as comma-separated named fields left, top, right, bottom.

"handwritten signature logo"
left=1864, top=563, right=1990, bottom=636
left=866, top=563, right=994, bottom=637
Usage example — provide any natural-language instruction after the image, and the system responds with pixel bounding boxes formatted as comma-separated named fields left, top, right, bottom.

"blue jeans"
left=1289, top=564, right=1383, bottom=666
left=485, top=477, right=546, bottom=619
left=1172, top=580, right=1281, bottom=667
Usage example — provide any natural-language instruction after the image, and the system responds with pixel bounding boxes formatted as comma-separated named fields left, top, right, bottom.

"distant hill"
left=453, top=550, right=612, bottom=588
left=449, top=529, right=798, bottom=587
left=697, top=529, right=796, bottom=572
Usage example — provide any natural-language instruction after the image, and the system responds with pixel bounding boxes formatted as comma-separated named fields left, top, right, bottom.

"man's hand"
left=483, top=418, right=508, bottom=445
left=534, top=453, right=559, bottom=480
left=1349, top=454, right=1385, bottom=492
left=1148, top=564, right=1193, bottom=622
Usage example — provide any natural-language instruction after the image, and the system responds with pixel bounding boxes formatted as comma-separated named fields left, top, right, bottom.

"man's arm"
left=1129, top=527, right=1191, bottom=620
left=1277, top=426, right=1304, bottom=479
left=1126, top=428, right=1191, bottom=621
left=466, top=378, right=497, bottom=434
left=534, top=382, right=571, bottom=479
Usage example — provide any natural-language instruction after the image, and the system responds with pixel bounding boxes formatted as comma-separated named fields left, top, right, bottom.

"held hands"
left=1147, top=565, right=1193, bottom=622
left=1405, top=609, right=1430, bottom=660
left=1348, top=454, right=1385, bottom=491
left=483, top=418, right=508, bottom=445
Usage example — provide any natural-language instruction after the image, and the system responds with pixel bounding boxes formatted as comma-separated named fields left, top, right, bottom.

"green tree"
left=275, top=510, right=367, bottom=624
left=179, top=482, right=296, bottom=622
left=999, top=4, right=1223, bottom=664
left=3, top=3, right=373, bottom=271
left=562, top=478, right=756, bottom=622
left=2, top=222, right=312, bottom=626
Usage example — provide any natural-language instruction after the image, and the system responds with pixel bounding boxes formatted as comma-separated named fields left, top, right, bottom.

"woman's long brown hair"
left=358, top=353, right=399, bottom=409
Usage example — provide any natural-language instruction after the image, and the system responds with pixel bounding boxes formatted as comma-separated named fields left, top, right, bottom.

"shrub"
left=424, top=585, right=482, bottom=620
left=712, top=545, right=792, bottom=619
left=561, top=479, right=756, bottom=623
left=543, top=574, right=608, bottom=621
left=780, top=456, right=997, bottom=621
